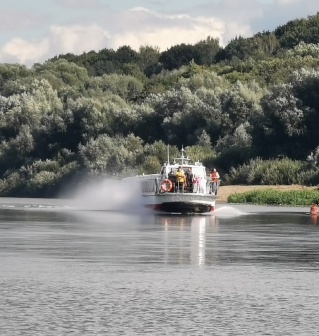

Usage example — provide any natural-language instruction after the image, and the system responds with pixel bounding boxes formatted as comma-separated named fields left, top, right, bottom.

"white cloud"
left=110, top=7, right=254, bottom=49
left=49, top=24, right=111, bottom=55
left=0, top=9, right=48, bottom=31
left=276, top=0, right=301, bottom=4
left=111, top=9, right=226, bottom=50
left=0, top=24, right=111, bottom=66
left=0, top=2, right=315, bottom=66
left=0, top=8, right=231, bottom=65
left=55, top=0, right=104, bottom=9
left=0, top=38, right=50, bottom=65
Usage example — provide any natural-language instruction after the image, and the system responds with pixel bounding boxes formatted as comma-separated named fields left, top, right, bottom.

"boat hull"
left=142, top=193, right=215, bottom=214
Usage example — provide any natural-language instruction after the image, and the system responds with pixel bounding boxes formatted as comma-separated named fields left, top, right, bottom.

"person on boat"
left=185, top=168, right=193, bottom=192
left=210, top=168, right=220, bottom=195
left=168, top=168, right=176, bottom=192
left=193, top=175, right=200, bottom=193
left=175, top=166, right=185, bottom=193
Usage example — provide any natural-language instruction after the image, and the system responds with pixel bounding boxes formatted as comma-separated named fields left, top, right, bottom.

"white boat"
left=126, top=149, right=216, bottom=214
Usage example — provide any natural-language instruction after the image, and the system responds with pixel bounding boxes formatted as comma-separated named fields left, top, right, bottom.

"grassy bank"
left=227, top=188, right=319, bottom=206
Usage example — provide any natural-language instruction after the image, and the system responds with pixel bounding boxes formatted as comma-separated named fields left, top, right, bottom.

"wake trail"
left=213, top=205, right=248, bottom=217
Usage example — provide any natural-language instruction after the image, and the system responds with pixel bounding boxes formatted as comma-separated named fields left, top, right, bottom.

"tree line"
left=1, top=13, right=319, bottom=197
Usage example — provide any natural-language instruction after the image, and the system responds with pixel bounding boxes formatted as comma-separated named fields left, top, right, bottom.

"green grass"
left=228, top=189, right=319, bottom=206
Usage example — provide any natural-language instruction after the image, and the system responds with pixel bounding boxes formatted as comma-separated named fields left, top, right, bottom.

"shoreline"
left=216, top=185, right=318, bottom=203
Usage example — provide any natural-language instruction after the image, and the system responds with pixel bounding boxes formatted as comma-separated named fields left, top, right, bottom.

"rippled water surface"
left=1, top=199, right=319, bottom=336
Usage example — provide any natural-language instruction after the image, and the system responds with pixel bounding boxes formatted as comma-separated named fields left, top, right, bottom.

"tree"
left=193, top=36, right=221, bottom=65
left=275, top=13, right=319, bottom=49
left=0, top=79, right=63, bottom=136
left=0, top=64, right=30, bottom=91
left=159, top=44, right=196, bottom=70
left=0, top=125, right=34, bottom=173
left=33, top=59, right=89, bottom=87
left=86, top=73, right=144, bottom=101
left=138, top=45, right=160, bottom=76
left=115, top=45, right=139, bottom=64
left=78, top=134, right=143, bottom=174
left=250, top=69, right=319, bottom=159
left=219, top=80, right=264, bottom=135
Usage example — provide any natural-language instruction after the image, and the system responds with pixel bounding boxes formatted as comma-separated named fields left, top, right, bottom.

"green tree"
left=138, top=45, right=160, bottom=76
left=78, top=134, right=143, bottom=174
left=193, top=36, right=221, bottom=65
left=115, top=45, right=139, bottom=64
left=159, top=43, right=196, bottom=70
left=250, top=69, right=319, bottom=159
left=275, top=13, right=319, bottom=49
left=0, top=64, right=30, bottom=91
left=33, top=59, right=89, bottom=87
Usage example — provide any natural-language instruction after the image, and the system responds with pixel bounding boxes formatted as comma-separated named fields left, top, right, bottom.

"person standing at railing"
left=210, top=168, right=220, bottom=195
left=175, top=166, right=185, bottom=193
left=185, top=168, right=193, bottom=192
left=193, top=175, right=200, bottom=193
left=168, top=168, right=176, bottom=193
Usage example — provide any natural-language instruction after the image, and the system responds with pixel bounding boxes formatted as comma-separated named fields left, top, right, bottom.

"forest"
left=1, top=13, right=319, bottom=197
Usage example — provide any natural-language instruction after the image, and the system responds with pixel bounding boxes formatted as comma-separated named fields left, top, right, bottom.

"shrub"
left=224, top=158, right=306, bottom=185
left=228, top=189, right=319, bottom=206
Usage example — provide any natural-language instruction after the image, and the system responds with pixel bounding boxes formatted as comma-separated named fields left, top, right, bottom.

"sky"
left=0, top=0, right=318, bottom=66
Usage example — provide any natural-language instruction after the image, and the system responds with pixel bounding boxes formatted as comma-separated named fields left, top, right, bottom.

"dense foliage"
left=1, top=13, right=319, bottom=196
left=228, top=189, right=319, bottom=206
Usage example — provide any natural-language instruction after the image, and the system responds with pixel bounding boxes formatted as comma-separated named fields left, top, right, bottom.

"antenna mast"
left=181, top=145, right=184, bottom=164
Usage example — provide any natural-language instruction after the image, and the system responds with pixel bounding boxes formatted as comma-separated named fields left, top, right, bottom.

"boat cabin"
left=160, top=162, right=206, bottom=179
left=131, top=148, right=211, bottom=195
left=158, top=154, right=208, bottom=194
left=160, top=153, right=207, bottom=179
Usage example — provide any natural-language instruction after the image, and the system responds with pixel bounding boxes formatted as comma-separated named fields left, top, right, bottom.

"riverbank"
left=217, top=185, right=318, bottom=203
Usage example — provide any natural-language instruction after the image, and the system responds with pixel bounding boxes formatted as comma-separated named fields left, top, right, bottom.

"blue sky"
left=0, top=0, right=317, bottom=66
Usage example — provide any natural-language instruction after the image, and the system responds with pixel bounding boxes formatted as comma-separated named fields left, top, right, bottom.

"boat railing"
left=137, top=170, right=217, bottom=195
left=153, top=177, right=212, bottom=195
left=141, top=179, right=158, bottom=193
left=139, top=176, right=217, bottom=196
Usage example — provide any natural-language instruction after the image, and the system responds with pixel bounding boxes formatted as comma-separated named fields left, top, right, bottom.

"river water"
left=1, top=198, right=319, bottom=336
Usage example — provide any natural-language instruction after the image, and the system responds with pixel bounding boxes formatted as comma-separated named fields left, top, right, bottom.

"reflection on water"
left=156, top=215, right=218, bottom=266
left=1, top=203, right=319, bottom=336
left=1, top=208, right=319, bottom=268
left=191, top=216, right=207, bottom=265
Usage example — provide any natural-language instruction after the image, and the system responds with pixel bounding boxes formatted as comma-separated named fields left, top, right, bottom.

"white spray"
left=67, top=177, right=144, bottom=212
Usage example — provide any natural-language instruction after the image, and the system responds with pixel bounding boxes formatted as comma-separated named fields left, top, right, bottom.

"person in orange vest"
left=310, top=203, right=318, bottom=215
left=210, top=168, right=220, bottom=195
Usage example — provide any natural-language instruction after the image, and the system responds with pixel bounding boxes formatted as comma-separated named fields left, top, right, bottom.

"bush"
left=0, top=160, right=80, bottom=197
left=25, top=171, right=57, bottom=195
left=299, top=168, right=319, bottom=186
left=228, top=189, right=319, bottom=206
left=224, top=158, right=308, bottom=185
left=0, top=172, right=25, bottom=196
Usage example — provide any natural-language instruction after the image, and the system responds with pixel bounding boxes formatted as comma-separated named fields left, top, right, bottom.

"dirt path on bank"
left=217, top=185, right=318, bottom=203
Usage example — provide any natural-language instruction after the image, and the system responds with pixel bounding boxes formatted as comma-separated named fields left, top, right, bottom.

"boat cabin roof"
left=160, top=148, right=207, bottom=177
left=160, top=160, right=206, bottom=177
